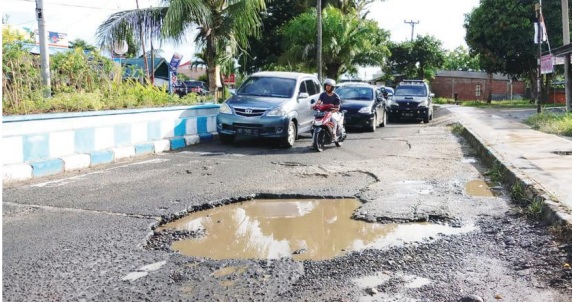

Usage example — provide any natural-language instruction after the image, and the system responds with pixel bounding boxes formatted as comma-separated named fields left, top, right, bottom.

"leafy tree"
left=243, top=0, right=385, bottom=74
left=2, top=25, right=34, bottom=44
left=464, top=0, right=536, bottom=83
left=280, top=5, right=389, bottom=80
left=463, top=0, right=572, bottom=101
left=442, top=46, right=481, bottom=71
left=384, top=35, right=445, bottom=80
left=410, top=35, right=445, bottom=79
left=96, top=0, right=266, bottom=92
left=242, top=0, right=309, bottom=73
left=69, top=39, right=97, bottom=52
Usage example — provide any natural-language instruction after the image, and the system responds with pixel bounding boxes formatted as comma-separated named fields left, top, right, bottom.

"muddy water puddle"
left=465, top=179, right=498, bottom=197
left=159, top=199, right=476, bottom=261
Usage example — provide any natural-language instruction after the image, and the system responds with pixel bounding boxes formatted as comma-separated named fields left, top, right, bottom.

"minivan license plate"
left=237, top=128, right=259, bottom=136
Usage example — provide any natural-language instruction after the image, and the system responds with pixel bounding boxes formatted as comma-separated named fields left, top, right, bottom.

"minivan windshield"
left=237, top=76, right=296, bottom=98
left=394, top=85, right=427, bottom=97
left=335, top=87, right=373, bottom=101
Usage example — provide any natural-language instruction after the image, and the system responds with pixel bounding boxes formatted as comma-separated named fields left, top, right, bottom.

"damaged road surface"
left=3, top=108, right=572, bottom=301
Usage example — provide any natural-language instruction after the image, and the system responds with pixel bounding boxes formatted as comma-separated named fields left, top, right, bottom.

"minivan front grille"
left=234, top=107, right=267, bottom=117
left=396, top=101, right=419, bottom=109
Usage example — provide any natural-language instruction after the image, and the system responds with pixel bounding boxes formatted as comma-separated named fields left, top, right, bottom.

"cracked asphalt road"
left=3, top=107, right=571, bottom=301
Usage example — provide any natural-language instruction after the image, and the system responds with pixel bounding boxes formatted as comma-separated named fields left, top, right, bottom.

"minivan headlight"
left=219, top=103, right=232, bottom=114
left=418, top=100, right=428, bottom=107
left=388, top=99, right=398, bottom=106
left=266, top=107, right=287, bottom=117
left=358, top=106, right=371, bottom=114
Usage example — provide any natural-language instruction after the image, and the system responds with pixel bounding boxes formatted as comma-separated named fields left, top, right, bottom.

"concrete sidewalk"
left=448, top=106, right=572, bottom=227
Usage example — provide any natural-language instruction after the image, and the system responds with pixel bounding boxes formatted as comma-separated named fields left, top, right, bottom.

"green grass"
left=510, top=181, right=528, bottom=205
left=484, top=160, right=504, bottom=183
left=449, top=122, right=465, bottom=135
left=461, top=99, right=532, bottom=108
left=524, top=112, right=572, bottom=137
left=526, top=197, right=545, bottom=219
left=433, top=97, right=450, bottom=104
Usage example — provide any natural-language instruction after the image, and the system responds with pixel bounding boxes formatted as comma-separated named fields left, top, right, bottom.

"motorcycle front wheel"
left=312, top=129, right=326, bottom=152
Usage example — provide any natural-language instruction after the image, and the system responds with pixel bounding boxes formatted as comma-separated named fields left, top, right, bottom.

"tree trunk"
left=487, top=72, right=493, bottom=103
left=206, top=37, right=219, bottom=97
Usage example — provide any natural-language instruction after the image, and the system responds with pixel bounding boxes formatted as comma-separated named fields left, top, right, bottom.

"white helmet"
left=323, top=79, right=336, bottom=87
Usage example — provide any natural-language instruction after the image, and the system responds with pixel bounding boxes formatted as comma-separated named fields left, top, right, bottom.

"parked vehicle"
left=310, top=103, right=347, bottom=152
left=386, top=80, right=434, bottom=123
left=336, top=83, right=387, bottom=132
left=175, top=80, right=209, bottom=96
left=216, top=71, right=322, bottom=147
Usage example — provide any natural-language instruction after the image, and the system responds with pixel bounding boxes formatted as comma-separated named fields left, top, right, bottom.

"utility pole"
left=35, top=0, right=51, bottom=97
left=317, top=0, right=323, bottom=82
left=135, top=0, right=150, bottom=82
left=563, top=0, right=571, bottom=112
left=535, top=3, right=542, bottom=113
left=404, top=20, right=419, bottom=41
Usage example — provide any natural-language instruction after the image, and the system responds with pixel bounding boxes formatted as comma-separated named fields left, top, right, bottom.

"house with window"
left=431, top=70, right=527, bottom=101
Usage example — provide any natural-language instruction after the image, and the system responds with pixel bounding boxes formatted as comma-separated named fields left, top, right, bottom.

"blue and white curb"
left=2, top=133, right=218, bottom=183
left=2, top=105, right=221, bottom=184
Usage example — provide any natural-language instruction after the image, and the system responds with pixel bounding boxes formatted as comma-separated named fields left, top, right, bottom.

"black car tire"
left=220, top=134, right=235, bottom=144
left=367, top=114, right=377, bottom=132
left=281, top=120, right=297, bottom=148
left=423, top=111, right=430, bottom=123
left=380, top=110, right=387, bottom=127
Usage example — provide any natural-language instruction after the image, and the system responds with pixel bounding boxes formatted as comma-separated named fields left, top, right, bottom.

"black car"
left=336, top=83, right=387, bottom=132
left=175, top=80, right=210, bottom=96
left=386, top=80, right=434, bottom=123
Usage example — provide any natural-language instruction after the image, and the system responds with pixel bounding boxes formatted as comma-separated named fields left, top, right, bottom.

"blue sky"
left=3, top=0, right=480, bottom=78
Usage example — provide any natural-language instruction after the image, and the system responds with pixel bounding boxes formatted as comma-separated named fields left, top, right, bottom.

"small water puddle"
left=158, top=199, right=475, bottom=261
left=465, top=179, right=496, bottom=197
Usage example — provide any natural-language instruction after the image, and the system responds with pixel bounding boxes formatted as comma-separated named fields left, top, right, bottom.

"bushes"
left=524, top=112, right=572, bottom=137
left=2, top=43, right=213, bottom=116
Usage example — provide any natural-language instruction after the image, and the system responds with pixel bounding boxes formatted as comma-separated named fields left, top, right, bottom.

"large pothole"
left=150, top=198, right=477, bottom=261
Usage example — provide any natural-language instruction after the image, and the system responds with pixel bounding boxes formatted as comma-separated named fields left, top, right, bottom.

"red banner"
left=223, top=74, right=235, bottom=83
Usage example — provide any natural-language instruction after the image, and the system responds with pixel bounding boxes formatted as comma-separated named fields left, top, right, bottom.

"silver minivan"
left=216, top=71, right=322, bottom=147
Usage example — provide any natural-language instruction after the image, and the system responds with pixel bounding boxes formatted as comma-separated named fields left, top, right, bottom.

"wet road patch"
left=155, top=198, right=476, bottom=261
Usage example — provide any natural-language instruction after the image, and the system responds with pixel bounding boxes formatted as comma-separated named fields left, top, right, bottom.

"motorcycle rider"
left=314, top=79, right=342, bottom=141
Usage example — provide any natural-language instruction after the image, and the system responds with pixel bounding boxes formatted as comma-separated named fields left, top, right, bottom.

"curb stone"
left=459, top=123, right=572, bottom=241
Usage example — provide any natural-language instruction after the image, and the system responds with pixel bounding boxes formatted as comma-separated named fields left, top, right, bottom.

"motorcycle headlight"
left=266, top=107, right=287, bottom=117
left=358, top=106, right=371, bottom=114
left=418, top=100, right=428, bottom=107
left=219, top=103, right=233, bottom=114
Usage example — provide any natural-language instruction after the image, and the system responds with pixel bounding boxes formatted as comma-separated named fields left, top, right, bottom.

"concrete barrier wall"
left=2, top=104, right=220, bottom=183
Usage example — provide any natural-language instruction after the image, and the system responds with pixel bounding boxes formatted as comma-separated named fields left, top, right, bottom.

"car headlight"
left=266, top=107, right=287, bottom=117
left=219, top=103, right=232, bottom=114
left=418, top=100, right=428, bottom=107
left=358, top=106, right=371, bottom=114
left=388, top=99, right=398, bottom=106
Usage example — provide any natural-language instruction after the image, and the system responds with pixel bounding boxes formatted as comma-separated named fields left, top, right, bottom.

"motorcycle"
left=311, top=103, right=347, bottom=152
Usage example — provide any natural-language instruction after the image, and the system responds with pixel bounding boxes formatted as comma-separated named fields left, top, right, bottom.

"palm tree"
left=96, top=0, right=266, bottom=93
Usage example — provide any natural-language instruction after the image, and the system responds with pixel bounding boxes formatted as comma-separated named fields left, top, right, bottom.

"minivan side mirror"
left=430, top=93, right=435, bottom=97
left=298, top=92, right=310, bottom=99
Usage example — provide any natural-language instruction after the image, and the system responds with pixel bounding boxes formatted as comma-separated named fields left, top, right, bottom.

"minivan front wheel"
left=281, top=120, right=297, bottom=148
